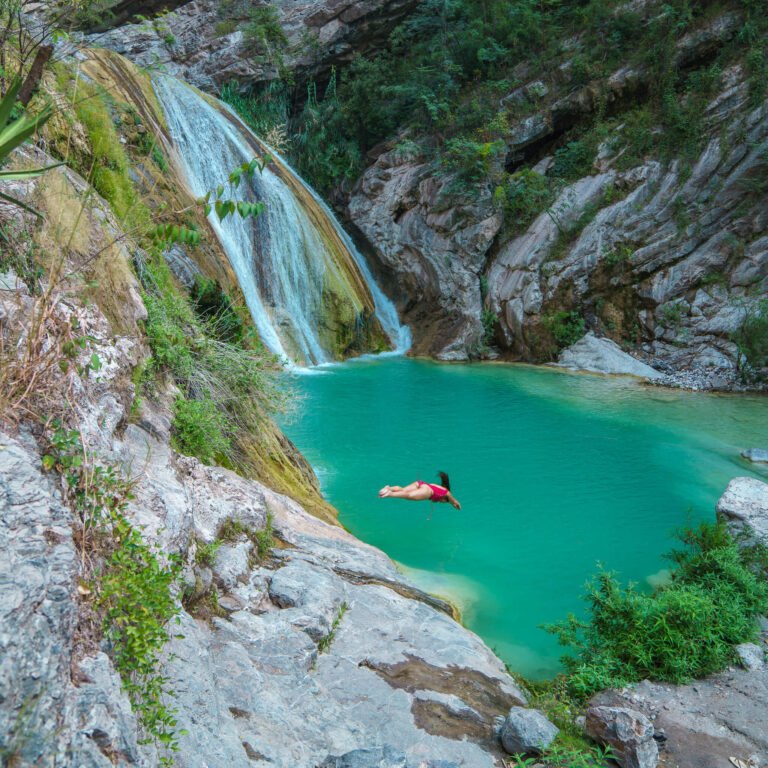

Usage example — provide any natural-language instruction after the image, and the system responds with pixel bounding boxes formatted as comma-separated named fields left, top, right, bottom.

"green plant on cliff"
left=42, top=423, right=182, bottom=762
left=494, top=169, right=555, bottom=234
left=139, top=253, right=289, bottom=471
left=541, top=310, right=586, bottom=350
left=733, top=299, right=768, bottom=380
left=549, top=521, right=768, bottom=699
left=171, top=395, right=233, bottom=464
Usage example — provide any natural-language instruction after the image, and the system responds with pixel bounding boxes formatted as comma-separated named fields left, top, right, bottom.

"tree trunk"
left=18, top=45, right=53, bottom=106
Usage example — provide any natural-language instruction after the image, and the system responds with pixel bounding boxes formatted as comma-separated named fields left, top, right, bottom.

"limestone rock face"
left=93, top=0, right=418, bottom=92
left=499, top=707, right=559, bottom=755
left=160, top=475, right=527, bottom=766
left=585, top=706, right=658, bottom=768
left=716, top=476, right=768, bottom=545
left=347, top=148, right=502, bottom=358
left=486, top=83, right=768, bottom=376
left=555, top=332, right=663, bottom=379
left=0, top=433, right=151, bottom=767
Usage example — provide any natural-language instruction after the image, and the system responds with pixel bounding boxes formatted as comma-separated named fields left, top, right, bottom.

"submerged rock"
left=554, top=332, right=663, bottom=379
left=500, top=707, right=559, bottom=755
left=585, top=706, right=658, bottom=768
left=742, top=448, right=768, bottom=464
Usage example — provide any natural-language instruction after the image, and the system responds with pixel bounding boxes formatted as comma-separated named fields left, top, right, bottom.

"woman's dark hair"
left=437, top=471, right=450, bottom=491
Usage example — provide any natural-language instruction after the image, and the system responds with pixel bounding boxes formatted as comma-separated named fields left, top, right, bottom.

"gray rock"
left=716, top=477, right=768, bottom=545
left=348, top=148, right=502, bottom=359
left=0, top=433, right=149, bottom=766
left=590, top=658, right=768, bottom=768
left=500, top=707, right=559, bottom=755
left=735, top=643, right=765, bottom=672
left=212, top=540, right=252, bottom=590
left=555, top=332, right=663, bottom=379
left=742, top=448, right=768, bottom=464
left=95, top=0, right=419, bottom=93
left=585, top=706, right=658, bottom=768
left=318, top=746, right=407, bottom=768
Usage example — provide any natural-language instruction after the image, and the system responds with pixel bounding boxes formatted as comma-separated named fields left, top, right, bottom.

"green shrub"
left=190, top=276, right=244, bottom=344
left=99, top=516, right=181, bottom=754
left=172, top=396, right=232, bottom=464
left=603, top=243, right=633, bottom=267
left=139, top=253, right=288, bottom=471
left=495, top=169, right=555, bottom=234
left=215, top=19, right=238, bottom=36
left=441, top=137, right=504, bottom=183
left=659, top=300, right=687, bottom=330
left=244, top=4, right=288, bottom=53
left=481, top=308, right=497, bottom=346
left=551, top=138, right=596, bottom=181
left=733, top=299, right=768, bottom=377
left=318, top=601, right=349, bottom=653
left=69, top=81, right=142, bottom=225
left=549, top=522, right=768, bottom=698
left=541, top=310, right=585, bottom=349
left=195, top=538, right=222, bottom=567
left=216, top=513, right=274, bottom=561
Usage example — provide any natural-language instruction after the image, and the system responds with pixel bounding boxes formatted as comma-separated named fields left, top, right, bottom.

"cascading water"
left=153, top=74, right=410, bottom=365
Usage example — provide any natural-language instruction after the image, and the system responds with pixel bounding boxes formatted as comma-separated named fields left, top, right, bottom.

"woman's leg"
left=380, top=481, right=420, bottom=497
left=387, top=485, right=433, bottom=501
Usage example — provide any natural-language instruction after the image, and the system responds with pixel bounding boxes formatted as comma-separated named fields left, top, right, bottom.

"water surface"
left=282, top=359, right=767, bottom=678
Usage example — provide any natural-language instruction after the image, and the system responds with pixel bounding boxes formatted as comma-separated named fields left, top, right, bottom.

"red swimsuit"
left=417, top=481, right=449, bottom=502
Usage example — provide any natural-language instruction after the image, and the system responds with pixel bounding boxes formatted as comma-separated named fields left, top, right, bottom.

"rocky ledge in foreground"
left=1, top=418, right=527, bottom=767
left=587, top=476, right=768, bottom=768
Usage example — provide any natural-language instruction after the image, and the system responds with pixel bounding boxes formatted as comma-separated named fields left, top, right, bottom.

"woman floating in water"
left=379, top=471, right=462, bottom=510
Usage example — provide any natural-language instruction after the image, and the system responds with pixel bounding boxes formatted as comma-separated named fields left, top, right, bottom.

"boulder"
left=554, top=332, right=663, bottom=379
left=716, top=477, right=768, bottom=545
left=742, top=448, right=768, bottom=464
left=212, top=541, right=252, bottom=590
left=500, top=707, right=559, bottom=755
left=585, top=706, right=658, bottom=768
left=735, top=643, right=765, bottom=672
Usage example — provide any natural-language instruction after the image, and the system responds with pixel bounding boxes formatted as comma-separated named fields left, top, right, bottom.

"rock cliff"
left=92, top=0, right=417, bottom=92
left=91, top=0, right=767, bottom=383
left=0, top=135, right=526, bottom=766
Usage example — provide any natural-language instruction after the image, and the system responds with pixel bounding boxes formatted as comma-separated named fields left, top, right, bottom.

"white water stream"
left=153, top=74, right=410, bottom=365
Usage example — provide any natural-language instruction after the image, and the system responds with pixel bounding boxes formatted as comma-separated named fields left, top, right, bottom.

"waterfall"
left=152, top=74, right=410, bottom=365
